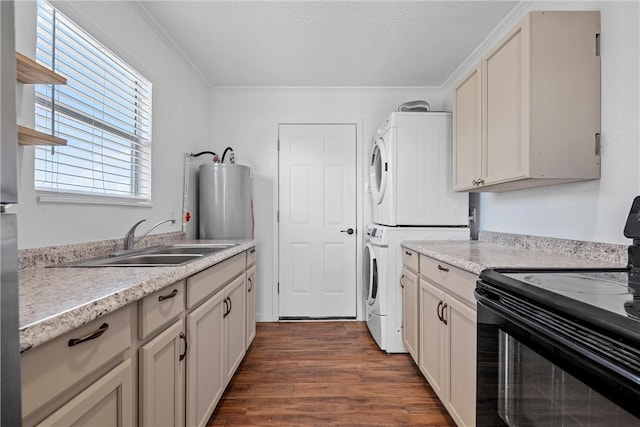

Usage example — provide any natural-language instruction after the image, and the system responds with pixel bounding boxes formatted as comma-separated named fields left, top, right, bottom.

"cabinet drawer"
left=247, top=247, right=256, bottom=267
left=402, top=248, right=419, bottom=272
left=187, top=253, right=245, bottom=309
left=138, top=280, right=185, bottom=339
left=22, top=305, right=131, bottom=418
left=419, top=256, right=477, bottom=307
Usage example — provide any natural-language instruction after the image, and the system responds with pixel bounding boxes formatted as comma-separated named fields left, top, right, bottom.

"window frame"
left=34, top=0, right=153, bottom=206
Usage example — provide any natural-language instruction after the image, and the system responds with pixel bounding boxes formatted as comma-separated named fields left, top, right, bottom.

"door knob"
left=340, top=228, right=355, bottom=235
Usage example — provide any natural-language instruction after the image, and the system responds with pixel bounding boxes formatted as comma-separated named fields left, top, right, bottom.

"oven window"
left=498, top=330, right=640, bottom=426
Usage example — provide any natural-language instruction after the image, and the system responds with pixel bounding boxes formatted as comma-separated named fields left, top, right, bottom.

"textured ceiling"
left=137, top=1, right=519, bottom=87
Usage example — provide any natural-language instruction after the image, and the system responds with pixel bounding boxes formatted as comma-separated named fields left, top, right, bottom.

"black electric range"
left=474, top=197, right=640, bottom=426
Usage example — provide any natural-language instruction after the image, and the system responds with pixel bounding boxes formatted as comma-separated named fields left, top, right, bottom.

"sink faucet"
left=123, top=218, right=176, bottom=251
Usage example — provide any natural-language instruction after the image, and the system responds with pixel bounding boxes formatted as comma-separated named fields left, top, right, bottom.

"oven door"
left=476, top=284, right=640, bottom=427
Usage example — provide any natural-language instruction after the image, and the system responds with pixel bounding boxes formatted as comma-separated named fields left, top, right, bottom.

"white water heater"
left=198, top=163, right=252, bottom=239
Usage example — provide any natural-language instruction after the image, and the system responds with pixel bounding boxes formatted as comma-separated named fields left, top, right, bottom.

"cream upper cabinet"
left=454, top=11, right=601, bottom=192
left=453, top=66, right=482, bottom=191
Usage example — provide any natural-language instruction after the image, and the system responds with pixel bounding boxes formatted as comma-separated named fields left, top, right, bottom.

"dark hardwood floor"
left=208, top=322, right=456, bottom=426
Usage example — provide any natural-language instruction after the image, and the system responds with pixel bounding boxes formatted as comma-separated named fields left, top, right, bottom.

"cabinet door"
left=139, top=319, right=185, bottom=427
left=246, top=265, right=257, bottom=349
left=482, top=19, right=530, bottom=185
left=401, top=268, right=419, bottom=362
left=186, top=291, right=225, bottom=427
left=419, top=279, right=447, bottom=401
left=37, top=360, right=133, bottom=426
left=445, top=295, right=477, bottom=427
left=453, top=65, right=482, bottom=190
left=224, top=274, right=247, bottom=383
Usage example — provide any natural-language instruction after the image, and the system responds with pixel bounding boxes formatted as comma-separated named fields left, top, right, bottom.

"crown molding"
left=129, top=1, right=212, bottom=88
left=440, top=0, right=533, bottom=92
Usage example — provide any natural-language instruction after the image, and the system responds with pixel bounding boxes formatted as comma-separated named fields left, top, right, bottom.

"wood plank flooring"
left=207, top=322, right=456, bottom=426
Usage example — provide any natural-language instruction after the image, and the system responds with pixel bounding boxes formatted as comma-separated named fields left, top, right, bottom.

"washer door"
left=369, top=138, right=388, bottom=205
left=363, top=243, right=379, bottom=306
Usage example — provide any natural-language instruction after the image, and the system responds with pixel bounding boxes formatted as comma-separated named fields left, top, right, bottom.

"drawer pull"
left=179, top=332, right=188, bottom=361
left=250, top=248, right=256, bottom=254
left=158, top=289, right=178, bottom=302
left=405, top=251, right=412, bottom=256
left=437, top=264, right=449, bottom=272
left=68, top=323, right=109, bottom=347
left=248, top=277, right=253, bottom=292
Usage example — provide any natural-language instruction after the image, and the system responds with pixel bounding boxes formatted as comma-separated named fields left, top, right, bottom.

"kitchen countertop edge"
left=19, top=240, right=255, bottom=352
left=402, top=240, right=626, bottom=276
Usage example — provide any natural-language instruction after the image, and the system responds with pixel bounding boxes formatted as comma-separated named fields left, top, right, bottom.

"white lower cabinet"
left=186, top=289, right=225, bottom=427
left=418, top=255, right=478, bottom=427
left=401, top=266, right=420, bottom=362
left=224, top=274, right=247, bottom=382
left=246, top=264, right=257, bottom=348
left=22, top=247, right=257, bottom=427
left=445, top=295, right=477, bottom=427
left=37, top=359, right=133, bottom=427
left=419, top=280, right=447, bottom=400
left=420, top=279, right=477, bottom=427
left=139, top=319, right=185, bottom=427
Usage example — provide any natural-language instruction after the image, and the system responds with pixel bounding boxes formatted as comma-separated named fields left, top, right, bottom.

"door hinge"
left=277, top=139, right=280, bottom=151
left=277, top=282, right=280, bottom=294
left=277, top=210, right=280, bottom=222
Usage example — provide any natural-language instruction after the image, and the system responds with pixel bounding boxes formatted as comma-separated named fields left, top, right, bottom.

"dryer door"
left=362, top=243, right=379, bottom=306
left=369, top=138, right=388, bottom=205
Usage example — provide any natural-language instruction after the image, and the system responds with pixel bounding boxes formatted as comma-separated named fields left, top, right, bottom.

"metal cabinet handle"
left=405, top=251, right=412, bottom=256
left=158, top=289, right=178, bottom=302
left=478, top=179, right=485, bottom=185
left=442, top=303, right=448, bottom=325
left=68, top=323, right=109, bottom=347
left=437, top=264, right=449, bottom=272
left=250, top=248, right=256, bottom=253
left=436, top=301, right=444, bottom=321
left=340, top=228, right=355, bottom=235
left=248, top=277, right=253, bottom=292
left=179, top=332, right=188, bottom=361
left=400, top=275, right=405, bottom=288
left=223, top=298, right=229, bottom=318
left=227, top=296, right=232, bottom=314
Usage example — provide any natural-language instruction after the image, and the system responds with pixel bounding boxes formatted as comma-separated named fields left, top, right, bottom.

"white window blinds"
left=35, top=0, right=152, bottom=204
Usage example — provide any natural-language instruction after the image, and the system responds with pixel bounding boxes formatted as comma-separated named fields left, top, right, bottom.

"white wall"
left=14, top=1, right=210, bottom=248
left=443, top=1, right=640, bottom=245
left=206, top=87, right=447, bottom=321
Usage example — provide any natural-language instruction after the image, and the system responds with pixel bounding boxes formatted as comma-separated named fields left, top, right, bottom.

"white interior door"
left=278, top=124, right=357, bottom=319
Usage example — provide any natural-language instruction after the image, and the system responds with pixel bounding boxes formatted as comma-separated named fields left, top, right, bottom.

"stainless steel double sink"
left=52, top=243, right=239, bottom=267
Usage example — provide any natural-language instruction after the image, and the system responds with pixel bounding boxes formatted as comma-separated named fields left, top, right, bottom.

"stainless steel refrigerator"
left=1, top=1, right=22, bottom=424
left=198, top=163, right=252, bottom=239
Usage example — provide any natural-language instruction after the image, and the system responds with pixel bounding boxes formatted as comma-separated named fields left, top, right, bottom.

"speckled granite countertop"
left=403, top=231, right=627, bottom=276
left=19, top=239, right=255, bottom=352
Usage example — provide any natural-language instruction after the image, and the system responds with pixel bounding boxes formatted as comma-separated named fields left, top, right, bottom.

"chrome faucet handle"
left=124, top=219, right=146, bottom=250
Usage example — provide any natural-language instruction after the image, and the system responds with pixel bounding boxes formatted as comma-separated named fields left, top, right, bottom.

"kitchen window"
left=34, top=0, right=152, bottom=205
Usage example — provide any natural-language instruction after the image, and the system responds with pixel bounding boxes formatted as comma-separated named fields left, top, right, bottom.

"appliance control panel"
left=366, top=224, right=385, bottom=244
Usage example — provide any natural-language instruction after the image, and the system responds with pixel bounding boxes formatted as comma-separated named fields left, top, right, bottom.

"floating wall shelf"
left=17, top=125, right=66, bottom=147
left=16, top=52, right=67, bottom=85
left=15, top=52, right=68, bottom=146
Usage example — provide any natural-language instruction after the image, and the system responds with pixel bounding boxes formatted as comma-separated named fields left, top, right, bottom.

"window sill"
left=36, top=191, right=152, bottom=207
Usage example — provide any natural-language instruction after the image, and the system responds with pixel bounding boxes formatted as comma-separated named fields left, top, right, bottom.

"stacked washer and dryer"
left=364, top=112, right=469, bottom=353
